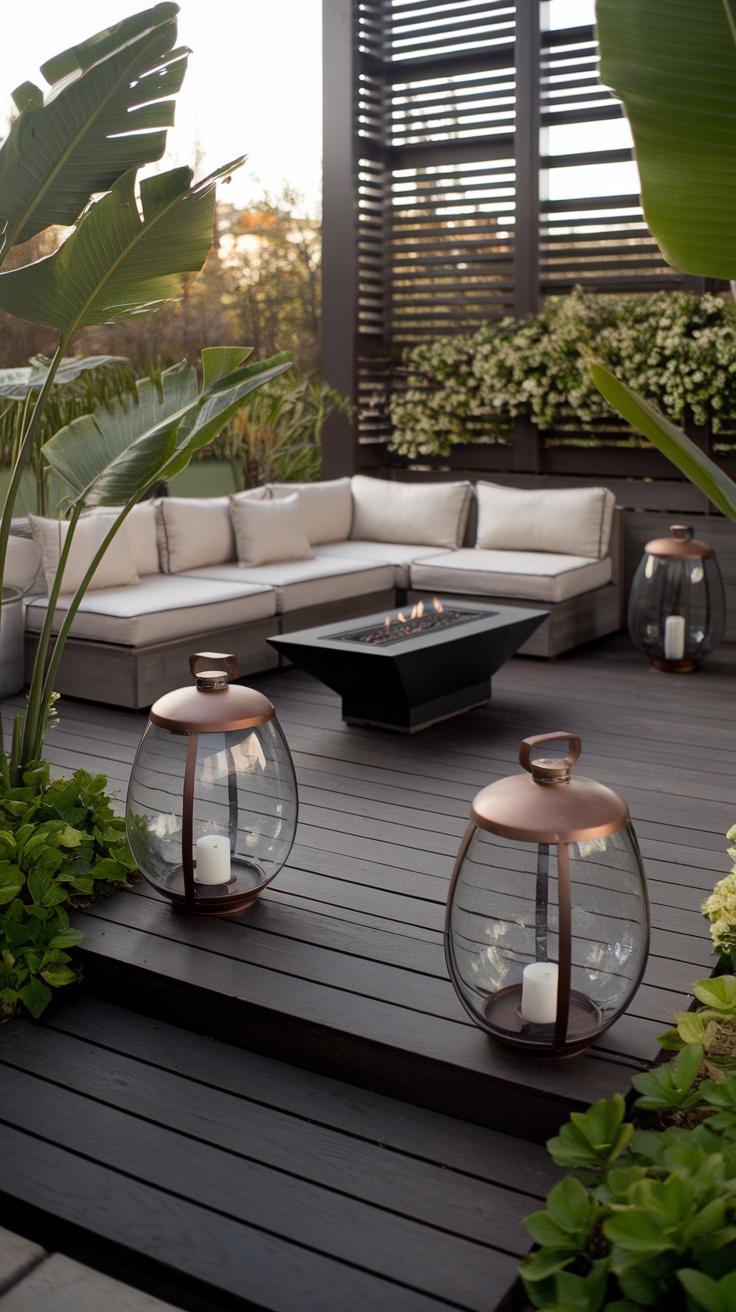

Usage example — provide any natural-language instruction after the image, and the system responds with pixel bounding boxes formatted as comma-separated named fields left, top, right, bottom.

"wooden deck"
left=0, top=632, right=732, bottom=1311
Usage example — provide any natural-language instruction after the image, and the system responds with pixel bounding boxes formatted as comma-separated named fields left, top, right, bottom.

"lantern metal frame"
left=126, top=653, right=298, bottom=916
left=627, top=524, right=725, bottom=672
left=444, top=732, right=650, bottom=1058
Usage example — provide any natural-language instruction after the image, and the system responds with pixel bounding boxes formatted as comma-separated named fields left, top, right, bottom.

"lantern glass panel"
left=447, top=823, right=648, bottom=1048
left=127, top=719, right=297, bottom=900
left=628, top=553, right=725, bottom=665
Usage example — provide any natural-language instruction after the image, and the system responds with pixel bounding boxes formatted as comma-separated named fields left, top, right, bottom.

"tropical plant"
left=210, top=371, right=352, bottom=488
left=0, top=355, right=136, bottom=515
left=0, top=3, right=290, bottom=779
left=593, top=0, right=736, bottom=519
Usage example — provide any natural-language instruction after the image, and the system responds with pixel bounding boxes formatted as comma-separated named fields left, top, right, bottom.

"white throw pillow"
left=156, top=496, right=237, bottom=573
left=268, top=478, right=353, bottom=545
left=29, top=512, right=139, bottom=594
left=475, top=483, right=615, bottom=559
left=230, top=492, right=315, bottom=566
left=350, top=475, right=473, bottom=549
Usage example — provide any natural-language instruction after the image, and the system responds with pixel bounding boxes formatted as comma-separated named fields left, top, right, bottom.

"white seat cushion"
left=314, top=540, right=453, bottom=590
left=181, top=558, right=394, bottom=613
left=410, top=549, right=613, bottom=604
left=25, top=575, right=276, bottom=647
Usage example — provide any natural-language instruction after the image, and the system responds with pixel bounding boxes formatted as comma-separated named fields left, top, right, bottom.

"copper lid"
left=150, top=653, right=275, bottom=733
left=644, top=524, right=715, bottom=560
left=470, top=732, right=630, bottom=843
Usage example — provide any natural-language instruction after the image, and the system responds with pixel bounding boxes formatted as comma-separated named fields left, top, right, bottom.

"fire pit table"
left=267, top=600, right=546, bottom=732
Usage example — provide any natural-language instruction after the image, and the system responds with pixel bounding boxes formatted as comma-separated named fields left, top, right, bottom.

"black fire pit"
left=268, top=600, right=546, bottom=732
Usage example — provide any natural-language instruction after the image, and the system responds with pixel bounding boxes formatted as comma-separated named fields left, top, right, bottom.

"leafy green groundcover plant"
left=0, top=754, right=135, bottom=1020
left=519, top=980, right=736, bottom=1311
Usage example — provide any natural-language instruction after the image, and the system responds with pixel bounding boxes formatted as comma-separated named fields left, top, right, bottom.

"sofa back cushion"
left=475, top=483, right=616, bottom=559
left=99, top=502, right=160, bottom=575
left=29, top=512, right=139, bottom=594
left=230, top=492, right=315, bottom=566
left=156, top=496, right=238, bottom=573
left=268, top=478, right=353, bottom=545
left=350, top=476, right=473, bottom=549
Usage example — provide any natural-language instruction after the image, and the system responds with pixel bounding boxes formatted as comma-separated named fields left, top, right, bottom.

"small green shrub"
left=519, top=981, right=736, bottom=1311
left=0, top=757, right=136, bottom=1019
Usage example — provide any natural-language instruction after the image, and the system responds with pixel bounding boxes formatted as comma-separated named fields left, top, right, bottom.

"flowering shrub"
left=389, top=287, right=736, bottom=459
left=702, top=825, right=736, bottom=962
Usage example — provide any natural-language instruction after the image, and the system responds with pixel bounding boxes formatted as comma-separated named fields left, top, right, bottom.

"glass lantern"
left=126, top=653, right=298, bottom=915
left=445, top=732, right=650, bottom=1057
left=628, top=524, right=725, bottom=672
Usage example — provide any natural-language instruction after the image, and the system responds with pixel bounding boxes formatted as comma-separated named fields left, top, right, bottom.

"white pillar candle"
left=195, top=834, right=231, bottom=885
left=664, top=614, right=686, bottom=661
left=521, top=962, right=559, bottom=1024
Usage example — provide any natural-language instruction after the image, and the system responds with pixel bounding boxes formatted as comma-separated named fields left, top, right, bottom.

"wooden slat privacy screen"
left=321, top=0, right=700, bottom=478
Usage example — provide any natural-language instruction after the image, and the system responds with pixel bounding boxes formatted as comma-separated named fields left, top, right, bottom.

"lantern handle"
left=519, top=732, right=581, bottom=779
left=190, top=652, right=239, bottom=682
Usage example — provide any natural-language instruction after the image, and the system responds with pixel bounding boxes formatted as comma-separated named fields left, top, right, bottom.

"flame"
left=409, top=601, right=424, bottom=620
left=397, top=611, right=406, bottom=623
left=383, top=616, right=390, bottom=627
left=433, top=597, right=444, bottom=613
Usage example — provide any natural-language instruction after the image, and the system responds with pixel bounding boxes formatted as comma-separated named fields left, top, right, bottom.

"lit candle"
left=664, top=614, right=685, bottom=661
left=521, top=962, right=559, bottom=1024
left=195, top=834, right=230, bottom=885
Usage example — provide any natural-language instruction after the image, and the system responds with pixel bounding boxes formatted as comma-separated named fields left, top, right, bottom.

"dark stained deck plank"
left=0, top=999, right=543, bottom=1312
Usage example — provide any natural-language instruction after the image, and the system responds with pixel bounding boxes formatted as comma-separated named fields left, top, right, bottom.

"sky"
left=0, top=0, right=323, bottom=213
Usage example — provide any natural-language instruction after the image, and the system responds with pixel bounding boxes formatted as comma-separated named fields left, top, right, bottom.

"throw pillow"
left=229, top=492, right=315, bottom=566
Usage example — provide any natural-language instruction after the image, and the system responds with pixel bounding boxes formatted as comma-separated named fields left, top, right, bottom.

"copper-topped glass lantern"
left=628, top=524, right=725, bottom=672
left=445, top=733, right=650, bottom=1057
left=126, top=653, right=298, bottom=915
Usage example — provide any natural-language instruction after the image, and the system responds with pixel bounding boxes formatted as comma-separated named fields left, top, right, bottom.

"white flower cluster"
left=702, top=825, right=736, bottom=955
left=388, top=287, right=736, bottom=460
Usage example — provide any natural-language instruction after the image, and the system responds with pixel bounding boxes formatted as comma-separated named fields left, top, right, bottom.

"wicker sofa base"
left=24, top=590, right=397, bottom=710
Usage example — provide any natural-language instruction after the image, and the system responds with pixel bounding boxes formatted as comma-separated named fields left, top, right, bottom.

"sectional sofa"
left=23, top=475, right=622, bottom=709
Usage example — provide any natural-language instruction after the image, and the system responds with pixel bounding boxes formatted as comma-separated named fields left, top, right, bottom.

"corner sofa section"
left=24, top=476, right=622, bottom=709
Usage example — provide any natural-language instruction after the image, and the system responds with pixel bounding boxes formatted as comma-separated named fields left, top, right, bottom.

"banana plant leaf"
left=43, top=349, right=292, bottom=507
left=0, top=356, right=127, bottom=400
left=591, top=363, right=736, bottom=522
left=597, top=0, right=736, bottom=278
left=0, top=4, right=186, bottom=257
left=0, top=162, right=243, bottom=334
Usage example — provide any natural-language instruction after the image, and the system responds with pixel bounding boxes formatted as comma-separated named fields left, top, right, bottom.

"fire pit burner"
left=333, top=606, right=479, bottom=647
left=268, top=600, right=547, bottom=733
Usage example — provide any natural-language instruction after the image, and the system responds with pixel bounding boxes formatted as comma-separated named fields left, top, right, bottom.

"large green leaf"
left=43, top=350, right=291, bottom=507
left=0, top=356, right=127, bottom=400
left=591, top=364, right=736, bottom=522
left=0, top=162, right=242, bottom=333
left=0, top=4, right=186, bottom=257
left=597, top=0, right=736, bottom=278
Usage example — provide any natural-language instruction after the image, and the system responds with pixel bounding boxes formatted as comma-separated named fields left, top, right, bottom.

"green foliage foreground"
left=520, top=978, right=736, bottom=1311
left=0, top=757, right=135, bottom=1020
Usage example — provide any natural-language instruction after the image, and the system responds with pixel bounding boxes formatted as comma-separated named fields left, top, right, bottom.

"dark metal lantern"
left=445, top=733, right=650, bottom=1057
left=126, top=653, right=298, bottom=915
left=628, top=524, right=725, bottom=672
